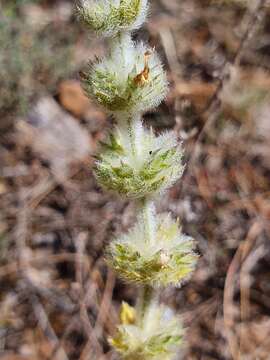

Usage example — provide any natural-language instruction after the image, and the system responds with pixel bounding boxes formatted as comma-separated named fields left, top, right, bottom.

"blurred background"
left=0, top=0, right=270, bottom=359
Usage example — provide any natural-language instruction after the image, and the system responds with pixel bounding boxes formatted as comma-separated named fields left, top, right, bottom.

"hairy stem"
left=109, top=30, right=132, bottom=63
left=136, top=199, right=156, bottom=323
left=140, top=198, right=156, bottom=245
left=127, top=114, right=143, bottom=157
left=137, top=285, right=154, bottom=325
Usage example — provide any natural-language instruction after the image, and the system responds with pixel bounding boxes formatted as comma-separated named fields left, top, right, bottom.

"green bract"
left=110, top=302, right=183, bottom=360
left=81, top=37, right=168, bottom=114
left=94, top=129, right=184, bottom=198
left=78, top=0, right=148, bottom=36
left=107, top=214, right=198, bottom=287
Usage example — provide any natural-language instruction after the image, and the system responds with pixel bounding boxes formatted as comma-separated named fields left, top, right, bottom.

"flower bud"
left=107, top=213, right=198, bottom=287
left=78, top=0, right=148, bottom=36
left=81, top=35, right=168, bottom=115
left=110, top=301, right=183, bottom=360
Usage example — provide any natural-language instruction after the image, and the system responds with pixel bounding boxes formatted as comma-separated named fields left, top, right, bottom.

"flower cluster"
left=78, top=0, right=198, bottom=358
left=78, top=0, right=148, bottom=36
left=95, top=127, right=184, bottom=198
left=107, top=213, right=198, bottom=287
left=110, top=301, right=183, bottom=360
left=82, top=34, right=168, bottom=115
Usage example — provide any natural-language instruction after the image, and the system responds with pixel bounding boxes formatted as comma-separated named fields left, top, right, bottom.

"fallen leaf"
left=16, top=97, right=92, bottom=180
left=58, top=80, right=90, bottom=118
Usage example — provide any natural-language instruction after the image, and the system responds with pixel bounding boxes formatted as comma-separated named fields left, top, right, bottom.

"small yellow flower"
left=120, top=302, right=136, bottom=325
left=110, top=301, right=184, bottom=360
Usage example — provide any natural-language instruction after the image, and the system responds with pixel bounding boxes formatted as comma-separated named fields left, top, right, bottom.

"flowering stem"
left=78, top=0, right=198, bottom=357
